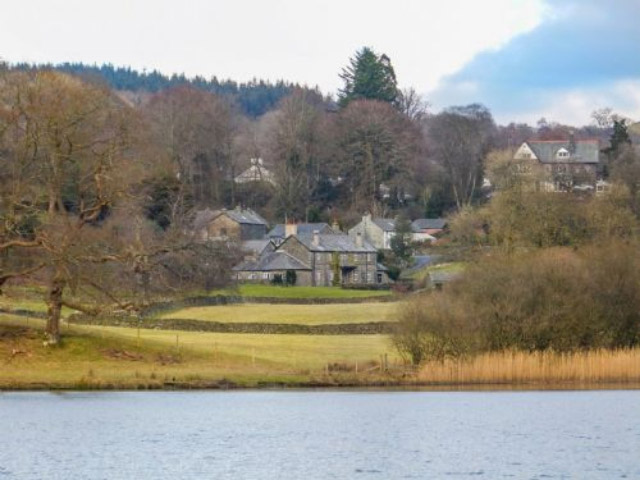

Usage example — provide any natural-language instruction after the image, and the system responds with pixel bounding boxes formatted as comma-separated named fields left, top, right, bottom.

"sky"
left=1, top=0, right=638, bottom=125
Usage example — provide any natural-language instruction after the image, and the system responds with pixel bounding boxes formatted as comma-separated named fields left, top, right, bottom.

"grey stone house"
left=233, top=230, right=389, bottom=286
left=348, top=213, right=396, bottom=250
left=513, top=139, right=601, bottom=192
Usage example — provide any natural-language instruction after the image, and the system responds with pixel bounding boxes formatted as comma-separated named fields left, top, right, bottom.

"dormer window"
left=556, top=148, right=570, bottom=159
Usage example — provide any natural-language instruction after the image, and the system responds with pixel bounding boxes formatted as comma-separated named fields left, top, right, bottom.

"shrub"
left=393, top=242, right=640, bottom=363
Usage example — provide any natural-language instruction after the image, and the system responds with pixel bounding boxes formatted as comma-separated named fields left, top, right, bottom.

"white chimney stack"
left=313, top=230, right=320, bottom=247
left=285, top=223, right=297, bottom=238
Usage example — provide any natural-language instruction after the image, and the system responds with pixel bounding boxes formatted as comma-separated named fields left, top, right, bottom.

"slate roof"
left=233, top=251, right=311, bottom=272
left=241, top=239, right=273, bottom=256
left=193, top=207, right=268, bottom=230
left=225, top=208, right=269, bottom=226
left=526, top=140, right=599, bottom=164
left=268, top=223, right=332, bottom=238
left=372, top=218, right=396, bottom=232
left=412, top=218, right=447, bottom=231
left=294, top=233, right=376, bottom=253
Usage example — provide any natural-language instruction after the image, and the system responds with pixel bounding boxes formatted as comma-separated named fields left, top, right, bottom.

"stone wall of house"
left=206, top=215, right=241, bottom=240
left=348, top=216, right=386, bottom=250
left=310, top=251, right=379, bottom=287
left=235, top=270, right=312, bottom=286
left=278, top=238, right=314, bottom=269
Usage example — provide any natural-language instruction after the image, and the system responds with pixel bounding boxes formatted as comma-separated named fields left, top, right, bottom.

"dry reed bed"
left=418, top=349, right=640, bottom=385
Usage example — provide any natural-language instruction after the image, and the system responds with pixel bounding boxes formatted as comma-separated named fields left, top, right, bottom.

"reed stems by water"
left=418, top=349, right=640, bottom=385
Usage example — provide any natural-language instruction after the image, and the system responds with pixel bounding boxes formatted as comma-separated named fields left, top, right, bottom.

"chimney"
left=332, top=220, right=341, bottom=233
left=363, top=212, right=371, bottom=225
left=285, top=223, right=297, bottom=238
left=569, top=131, right=576, bottom=155
left=355, top=231, right=363, bottom=248
left=312, top=230, right=320, bottom=247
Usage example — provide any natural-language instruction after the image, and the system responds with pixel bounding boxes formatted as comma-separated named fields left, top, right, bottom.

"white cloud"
left=496, top=80, right=640, bottom=125
left=0, top=0, right=546, bottom=94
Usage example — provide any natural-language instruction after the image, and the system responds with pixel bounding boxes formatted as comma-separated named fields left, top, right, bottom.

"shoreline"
left=3, top=379, right=640, bottom=393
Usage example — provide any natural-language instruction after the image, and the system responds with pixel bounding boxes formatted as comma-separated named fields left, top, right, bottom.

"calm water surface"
left=0, top=390, right=638, bottom=479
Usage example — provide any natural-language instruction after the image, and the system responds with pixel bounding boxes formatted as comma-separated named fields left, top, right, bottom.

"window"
left=556, top=148, right=570, bottom=159
left=262, top=272, right=270, bottom=280
left=220, top=228, right=228, bottom=236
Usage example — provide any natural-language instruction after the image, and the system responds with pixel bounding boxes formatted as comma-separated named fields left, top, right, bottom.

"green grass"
left=0, top=286, right=75, bottom=315
left=161, top=302, right=397, bottom=325
left=211, top=284, right=392, bottom=299
left=406, top=261, right=466, bottom=281
left=0, top=314, right=398, bottom=388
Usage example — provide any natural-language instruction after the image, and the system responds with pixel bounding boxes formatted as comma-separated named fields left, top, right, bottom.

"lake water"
left=0, top=390, right=638, bottom=479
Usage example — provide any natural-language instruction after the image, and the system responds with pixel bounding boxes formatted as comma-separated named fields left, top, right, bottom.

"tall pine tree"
left=338, top=47, right=399, bottom=107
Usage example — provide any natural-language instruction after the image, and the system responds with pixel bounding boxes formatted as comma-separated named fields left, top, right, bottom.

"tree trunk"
left=45, top=276, right=65, bottom=345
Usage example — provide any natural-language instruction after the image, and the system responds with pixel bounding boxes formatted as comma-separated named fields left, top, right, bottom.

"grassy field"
left=405, top=261, right=466, bottom=281
left=210, top=284, right=392, bottom=299
left=0, top=286, right=76, bottom=315
left=161, top=302, right=397, bottom=325
left=0, top=283, right=391, bottom=319
left=0, top=314, right=397, bottom=389
left=4, top=312, right=640, bottom=390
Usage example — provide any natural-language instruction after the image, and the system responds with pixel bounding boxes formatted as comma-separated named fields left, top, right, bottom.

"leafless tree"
left=427, top=104, right=496, bottom=211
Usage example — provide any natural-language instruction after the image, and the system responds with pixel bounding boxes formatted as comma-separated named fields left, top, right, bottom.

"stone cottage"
left=193, top=207, right=269, bottom=241
left=348, top=213, right=396, bottom=250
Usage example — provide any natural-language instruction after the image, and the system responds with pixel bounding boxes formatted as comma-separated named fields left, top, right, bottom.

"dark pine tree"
left=338, top=47, right=399, bottom=107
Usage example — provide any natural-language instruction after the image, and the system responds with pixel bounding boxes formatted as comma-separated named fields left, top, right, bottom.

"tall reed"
left=418, top=349, right=640, bottom=385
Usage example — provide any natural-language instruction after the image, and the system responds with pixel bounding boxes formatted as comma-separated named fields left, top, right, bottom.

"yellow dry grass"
left=418, top=349, right=640, bottom=385
left=161, top=302, right=396, bottom=325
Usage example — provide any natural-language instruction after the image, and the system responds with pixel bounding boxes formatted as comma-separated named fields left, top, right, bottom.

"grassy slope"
left=405, top=261, right=466, bottom=281
left=0, top=315, right=396, bottom=388
left=222, top=284, right=392, bottom=299
left=161, top=303, right=397, bottom=325
left=0, top=284, right=391, bottom=317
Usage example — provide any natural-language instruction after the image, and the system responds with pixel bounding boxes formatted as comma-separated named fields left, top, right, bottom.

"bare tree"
left=427, top=104, right=496, bottom=211
left=265, top=89, right=326, bottom=220
left=396, top=87, right=429, bottom=122
left=334, top=100, right=420, bottom=214
left=143, top=86, right=238, bottom=211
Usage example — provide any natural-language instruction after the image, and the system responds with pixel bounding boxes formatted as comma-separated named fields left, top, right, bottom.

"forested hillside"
left=12, top=62, right=317, bottom=117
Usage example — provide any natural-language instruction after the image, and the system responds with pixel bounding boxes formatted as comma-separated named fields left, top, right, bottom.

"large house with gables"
left=233, top=227, right=389, bottom=286
left=513, top=138, right=602, bottom=192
